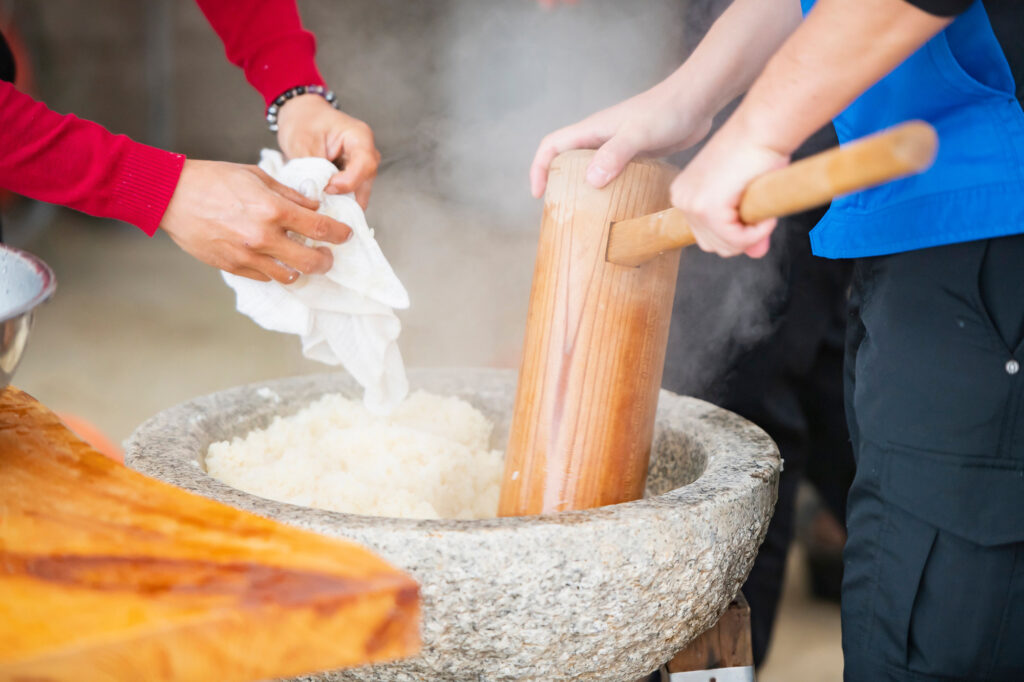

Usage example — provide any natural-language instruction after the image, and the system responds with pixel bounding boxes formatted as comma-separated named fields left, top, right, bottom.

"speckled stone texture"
left=126, top=368, right=779, bottom=682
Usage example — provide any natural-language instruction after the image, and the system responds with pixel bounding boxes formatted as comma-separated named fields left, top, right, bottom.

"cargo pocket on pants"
left=906, top=529, right=1020, bottom=680
left=863, top=505, right=938, bottom=673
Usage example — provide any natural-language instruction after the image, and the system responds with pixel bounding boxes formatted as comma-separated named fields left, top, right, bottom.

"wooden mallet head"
left=500, top=121, right=938, bottom=517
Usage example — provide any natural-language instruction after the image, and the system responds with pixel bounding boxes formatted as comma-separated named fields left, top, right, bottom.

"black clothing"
left=0, top=28, right=11, bottom=242
left=907, top=0, right=978, bottom=14
left=719, top=227, right=854, bottom=666
left=842, top=234, right=1024, bottom=680
left=0, top=28, right=13, bottom=84
left=906, top=0, right=1024, bottom=104
left=845, top=239, right=1024, bottom=546
left=664, top=125, right=856, bottom=666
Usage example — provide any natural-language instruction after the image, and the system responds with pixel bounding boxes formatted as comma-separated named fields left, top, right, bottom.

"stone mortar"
left=125, top=368, right=779, bottom=682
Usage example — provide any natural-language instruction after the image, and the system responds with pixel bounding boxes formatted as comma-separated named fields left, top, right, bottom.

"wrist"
left=727, top=98, right=803, bottom=158
left=659, top=64, right=728, bottom=127
left=266, top=85, right=337, bottom=132
left=112, top=144, right=186, bottom=237
left=276, top=93, right=334, bottom=129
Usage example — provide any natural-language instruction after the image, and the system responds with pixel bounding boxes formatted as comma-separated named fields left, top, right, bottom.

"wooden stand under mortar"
left=500, top=121, right=938, bottom=516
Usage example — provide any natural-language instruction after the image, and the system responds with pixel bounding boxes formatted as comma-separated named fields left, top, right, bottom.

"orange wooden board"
left=0, top=387, right=419, bottom=682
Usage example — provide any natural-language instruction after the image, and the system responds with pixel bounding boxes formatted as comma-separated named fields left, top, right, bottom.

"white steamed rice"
left=205, top=390, right=504, bottom=519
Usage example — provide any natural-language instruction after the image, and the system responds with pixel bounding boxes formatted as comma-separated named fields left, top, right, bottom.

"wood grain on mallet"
left=606, top=120, right=938, bottom=267
left=500, top=150, right=680, bottom=515
left=0, top=386, right=420, bottom=682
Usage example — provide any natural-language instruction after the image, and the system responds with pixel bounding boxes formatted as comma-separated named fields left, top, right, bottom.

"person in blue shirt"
left=531, top=0, right=1024, bottom=679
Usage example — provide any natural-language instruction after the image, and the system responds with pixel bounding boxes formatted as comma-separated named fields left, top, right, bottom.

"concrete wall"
left=12, top=0, right=689, bottom=225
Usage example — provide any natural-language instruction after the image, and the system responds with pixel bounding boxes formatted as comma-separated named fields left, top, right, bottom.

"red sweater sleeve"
left=195, top=0, right=326, bottom=107
left=0, top=81, right=185, bottom=236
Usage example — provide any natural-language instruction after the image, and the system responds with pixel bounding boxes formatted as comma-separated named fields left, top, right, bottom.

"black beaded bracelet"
left=265, top=84, right=338, bottom=132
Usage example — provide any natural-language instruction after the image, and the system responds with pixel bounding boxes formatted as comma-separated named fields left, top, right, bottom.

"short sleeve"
left=902, top=0, right=974, bottom=17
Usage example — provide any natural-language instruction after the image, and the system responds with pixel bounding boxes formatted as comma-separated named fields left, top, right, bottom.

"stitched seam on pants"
left=864, top=492, right=893, bottom=659
left=998, top=378, right=1022, bottom=460
left=883, top=660, right=976, bottom=682
left=972, top=239, right=1013, bottom=356
left=903, top=529, right=938, bottom=670
left=988, top=546, right=1020, bottom=679
left=974, top=238, right=1019, bottom=461
left=873, top=436, right=1015, bottom=466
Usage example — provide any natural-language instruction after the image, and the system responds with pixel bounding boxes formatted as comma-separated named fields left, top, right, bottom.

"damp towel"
left=222, top=150, right=410, bottom=414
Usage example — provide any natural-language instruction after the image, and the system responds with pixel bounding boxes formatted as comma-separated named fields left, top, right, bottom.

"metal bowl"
left=0, top=244, right=56, bottom=389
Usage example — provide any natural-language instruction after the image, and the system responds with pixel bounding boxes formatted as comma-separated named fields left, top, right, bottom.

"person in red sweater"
left=0, top=0, right=378, bottom=284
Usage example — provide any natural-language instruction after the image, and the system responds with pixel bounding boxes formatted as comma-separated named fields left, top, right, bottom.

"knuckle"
left=214, top=257, right=236, bottom=273
left=354, top=121, right=374, bottom=138
left=685, top=195, right=706, bottom=212
left=247, top=229, right=273, bottom=251
left=267, top=202, right=286, bottom=221
left=312, top=219, right=331, bottom=241
left=220, top=253, right=241, bottom=271
left=252, top=200, right=280, bottom=223
left=539, top=135, right=560, bottom=157
left=669, top=186, right=688, bottom=207
left=236, top=251, right=259, bottom=269
left=302, top=254, right=326, bottom=274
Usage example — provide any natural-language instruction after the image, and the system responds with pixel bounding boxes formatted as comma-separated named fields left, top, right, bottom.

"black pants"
left=842, top=235, right=1024, bottom=681
left=664, top=217, right=855, bottom=666
left=664, top=125, right=856, bottom=666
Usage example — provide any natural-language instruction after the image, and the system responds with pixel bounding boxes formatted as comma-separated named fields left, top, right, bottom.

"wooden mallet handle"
left=606, top=120, right=938, bottom=267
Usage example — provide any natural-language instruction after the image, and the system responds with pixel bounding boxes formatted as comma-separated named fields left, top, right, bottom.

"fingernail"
left=586, top=165, right=610, bottom=187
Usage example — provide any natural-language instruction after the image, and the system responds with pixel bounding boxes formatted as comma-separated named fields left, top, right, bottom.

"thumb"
left=586, top=132, right=641, bottom=188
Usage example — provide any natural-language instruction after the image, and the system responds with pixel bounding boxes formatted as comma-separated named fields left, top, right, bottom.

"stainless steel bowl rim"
left=0, top=244, right=57, bottom=324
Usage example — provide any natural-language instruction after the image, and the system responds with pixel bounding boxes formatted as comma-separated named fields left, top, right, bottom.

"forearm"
left=730, top=0, right=952, bottom=154
left=195, top=0, right=324, bottom=106
left=659, top=0, right=802, bottom=121
left=0, top=82, right=184, bottom=234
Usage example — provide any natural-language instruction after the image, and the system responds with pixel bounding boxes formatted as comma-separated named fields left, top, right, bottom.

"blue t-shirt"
left=803, top=0, right=1024, bottom=258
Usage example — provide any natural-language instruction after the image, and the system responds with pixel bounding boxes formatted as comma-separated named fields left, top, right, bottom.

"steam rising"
left=258, top=0, right=797, bottom=389
left=330, top=0, right=794, bottom=395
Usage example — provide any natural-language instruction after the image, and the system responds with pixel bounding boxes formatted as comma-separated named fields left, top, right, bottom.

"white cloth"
left=222, top=150, right=410, bottom=414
